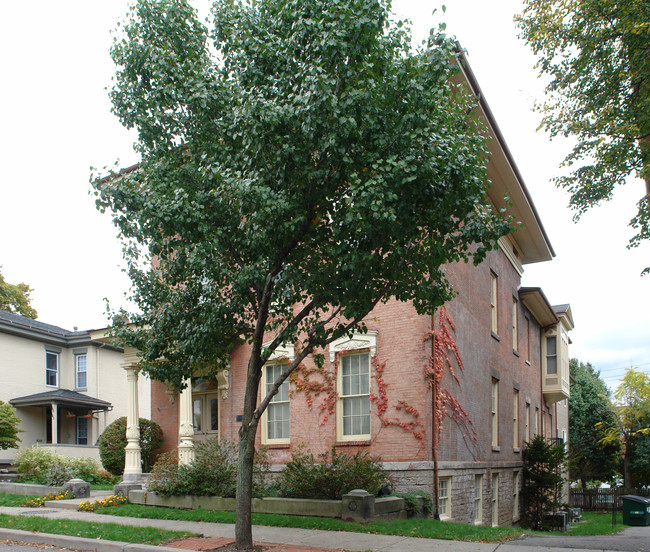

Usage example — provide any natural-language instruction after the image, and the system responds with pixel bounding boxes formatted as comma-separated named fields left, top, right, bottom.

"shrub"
left=15, top=446, right=64, bottom=482
left=277, top=447, right=390, bottom=500
left=521, top=435, right=566, bottom=530
left=146, top=439, right=270, bottom=497
left=0, top=401, right=22, bottom=450
left=394, top=492, right=433, bottom=517
left=43, top=463, right=75, bottom=486
left=15, top=446, right=107, bottom=485
left=146, top=451, right=181, bottom=495
left=98, top=417, right=163, bottom=476
left=147, top=440, right=238, bottom=497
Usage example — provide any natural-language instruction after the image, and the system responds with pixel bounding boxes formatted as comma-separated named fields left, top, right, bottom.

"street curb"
left=0, top=528, right=182, bottom=552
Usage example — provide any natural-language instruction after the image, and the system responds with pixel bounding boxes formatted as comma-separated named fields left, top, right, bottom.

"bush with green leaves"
left=0, top=401, right=22, bottom=450
left=14, top=446, right=114, bottom=485
left=147, top=439, right=269, bottom=497
left=277, top=447, right=390, bottom=500
left=98, top=417, right=163, bottom=476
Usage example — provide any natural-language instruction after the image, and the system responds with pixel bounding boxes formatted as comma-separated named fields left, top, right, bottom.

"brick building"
left=99, top=53, right=573, bottom=526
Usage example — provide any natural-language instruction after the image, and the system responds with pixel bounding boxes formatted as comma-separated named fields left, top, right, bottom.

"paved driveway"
left=504, top=526, right=650, bottom=552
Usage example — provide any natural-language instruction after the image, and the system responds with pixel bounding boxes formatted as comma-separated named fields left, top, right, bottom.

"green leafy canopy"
left=0, top=267, right=37, bottom=319
left=516, top=0, right=650, bottom=271
left=567, top=359, right=619, bottom=485
left=94, top=0, right=512, bottom=387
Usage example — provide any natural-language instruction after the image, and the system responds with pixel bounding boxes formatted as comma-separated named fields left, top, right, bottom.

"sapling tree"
left=96, top=0, right=512, bottom=548
left=521, top=435, right=566, bottom=530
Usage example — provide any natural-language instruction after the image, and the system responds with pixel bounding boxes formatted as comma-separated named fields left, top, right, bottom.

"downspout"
left=431, top=313, right=440, bottom=520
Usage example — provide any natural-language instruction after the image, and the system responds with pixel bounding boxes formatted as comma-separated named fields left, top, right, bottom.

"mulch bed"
left=165, top=536, right=344, bottom=552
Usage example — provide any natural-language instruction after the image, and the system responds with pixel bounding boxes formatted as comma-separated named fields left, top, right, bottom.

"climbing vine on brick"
left=370, top=355, right=426, bottom=448
left=425, top=307, right=477, bottom=447
left=291, top=347, right=425, bottom=448
left=290, top=353, right=337, bottom=425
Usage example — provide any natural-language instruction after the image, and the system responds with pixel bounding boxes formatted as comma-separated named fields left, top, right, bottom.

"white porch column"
left=123, top=363, right=142, bottom=476
left=51, top=402, right=58, bottom=444
left=178, top=379, right=195, bottom=466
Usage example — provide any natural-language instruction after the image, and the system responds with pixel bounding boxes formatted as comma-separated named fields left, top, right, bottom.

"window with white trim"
left=491, top=378, right=499, bottom=447
left=338, top=351, right=370, bottom=440
left=513, top=471, right=520, bottom=521
left=474, top=474, right=483, bottom=523
left=525, top=403, right=531, bottom=442
left=546, top=335, right=557, bottom=374
left=46, top=351, right=59, bottom=387
left=512, top=298, right=518, bottom=352
left=262, top=363, right=290, bottom=444
left=439, top=477, right=451, bottom=518
left=490, top=272, right=498, bottom=334
left=77, top=417, right=88, bottom=445
left=76, top=354, right=87, bottom=389
left=513, top=389, right=519, bottom=449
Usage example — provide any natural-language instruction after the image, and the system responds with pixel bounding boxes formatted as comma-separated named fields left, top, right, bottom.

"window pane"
left=76, top=355, right=87, bottom=388
left=547, top=356, right=557, bottom=374
left=210, top=398, right=219, bottom=431
left=193, top=399, right=202, bottom=432
left=77, top=417, right=88, bottom=445
left=265, top=364, right=290, bottom=441
left=46, top=352, right=58, bottom=386
left=546, top=336, right=557, bottom=355
left=341, top=353, right=370, bottom=437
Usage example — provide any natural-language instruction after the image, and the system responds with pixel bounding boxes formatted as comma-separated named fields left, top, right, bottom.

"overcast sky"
left=1, top=0, right=648, bottom=391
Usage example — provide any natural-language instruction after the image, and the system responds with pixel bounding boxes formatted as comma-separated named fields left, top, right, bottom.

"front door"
left=191, top=377, right=220, bottom=443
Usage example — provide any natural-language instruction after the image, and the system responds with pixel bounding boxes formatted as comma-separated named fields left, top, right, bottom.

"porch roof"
left=9, top=389, right=112, bottom=411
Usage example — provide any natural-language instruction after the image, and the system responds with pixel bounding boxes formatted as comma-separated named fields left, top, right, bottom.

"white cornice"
left=329, top=331, right=377, bottom=362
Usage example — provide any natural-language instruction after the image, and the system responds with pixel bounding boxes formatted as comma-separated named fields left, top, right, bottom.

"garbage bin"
left=620, top=495, right=650, bottom=526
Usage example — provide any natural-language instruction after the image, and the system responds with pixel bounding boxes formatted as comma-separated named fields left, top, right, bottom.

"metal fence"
left=570, top=488, right=650, bottom=510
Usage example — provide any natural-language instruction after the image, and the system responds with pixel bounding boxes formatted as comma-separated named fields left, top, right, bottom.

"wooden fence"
left=570, top=488, right=650, bottom=510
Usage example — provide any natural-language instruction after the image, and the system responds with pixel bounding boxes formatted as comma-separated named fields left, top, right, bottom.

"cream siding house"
left=0, top=311, right=151, bottom=465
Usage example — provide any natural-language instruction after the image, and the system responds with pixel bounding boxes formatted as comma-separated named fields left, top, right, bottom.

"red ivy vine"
left=290, top=353, right=337, bottom=425
left=425, top=307, right=477, bottom=447
left=290, top=347, right=425, bottom=448
left=369, top=355, right=426, bottom=448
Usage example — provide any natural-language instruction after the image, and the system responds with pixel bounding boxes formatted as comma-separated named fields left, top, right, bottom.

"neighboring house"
left=0, top=311, right=151, bottom=465
left=98, top=52, right=573, bottom=526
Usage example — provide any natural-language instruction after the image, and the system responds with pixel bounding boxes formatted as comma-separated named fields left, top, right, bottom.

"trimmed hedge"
left=98, top=417, right=163, bottom=476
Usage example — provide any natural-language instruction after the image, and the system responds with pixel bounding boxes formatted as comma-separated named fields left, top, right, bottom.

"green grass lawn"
left=0, top=513, right=196, bottom=545
left=567, top=511, right=625, bottom=536
left=0, top=494, right=38, bottom=507
left=96, top=504, right=626, bottom=543
left=0, top=492, right=626, bottom=544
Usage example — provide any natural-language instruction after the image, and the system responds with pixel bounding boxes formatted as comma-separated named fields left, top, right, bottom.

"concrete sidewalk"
left=1, top=499, right=648, bottom=552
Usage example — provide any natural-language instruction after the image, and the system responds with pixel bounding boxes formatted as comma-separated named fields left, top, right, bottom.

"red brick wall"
left=151, top=380, right=178, bottom=455
left=152, top=245, right=555, bottom=468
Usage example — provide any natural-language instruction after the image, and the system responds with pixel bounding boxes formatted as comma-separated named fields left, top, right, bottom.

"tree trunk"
left=622, top=439, right=633, bottom=492
left=234, top=355, right=262, bottom=551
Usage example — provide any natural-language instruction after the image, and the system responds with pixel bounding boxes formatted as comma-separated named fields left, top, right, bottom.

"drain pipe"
left=431, top=312, right=440, bottom=520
